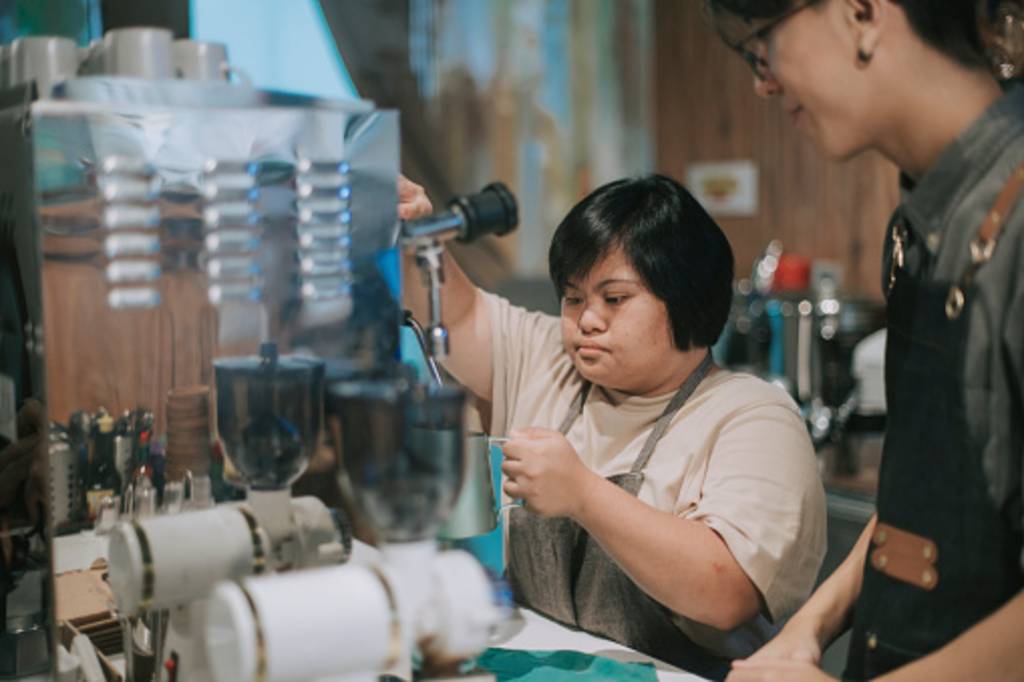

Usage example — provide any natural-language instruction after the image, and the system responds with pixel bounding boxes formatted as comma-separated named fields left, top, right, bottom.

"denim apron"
left=844, top=170, right=1024, bottom=679
left=507, top=353, right=732, bottom=680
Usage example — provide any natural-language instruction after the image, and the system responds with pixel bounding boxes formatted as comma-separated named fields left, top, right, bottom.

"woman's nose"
left=578, top=305, right=606, bottom=333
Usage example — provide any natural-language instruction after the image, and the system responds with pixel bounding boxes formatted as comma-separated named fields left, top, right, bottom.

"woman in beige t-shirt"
left=401, top=173, right=826, bottom=676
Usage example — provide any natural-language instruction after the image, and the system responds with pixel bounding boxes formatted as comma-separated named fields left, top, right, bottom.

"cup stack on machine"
left=164, top=386, right=212, bottom=483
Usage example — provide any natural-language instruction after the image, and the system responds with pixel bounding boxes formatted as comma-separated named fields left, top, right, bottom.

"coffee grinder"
left=107, top=340, right=350, bottom=682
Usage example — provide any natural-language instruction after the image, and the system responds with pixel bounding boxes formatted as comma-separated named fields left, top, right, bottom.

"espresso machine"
left=0, top=25, right=403, bottom=679
left=2, top=24, right=521, bottom=680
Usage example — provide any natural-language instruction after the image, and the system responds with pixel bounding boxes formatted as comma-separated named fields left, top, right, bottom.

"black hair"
left=705, top=0, right=990, bottom=71
left=548, top=174, right=734, bottom=351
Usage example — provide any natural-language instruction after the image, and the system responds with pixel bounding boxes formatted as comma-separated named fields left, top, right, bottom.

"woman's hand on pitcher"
left=501, top=427, right=600, bottom=518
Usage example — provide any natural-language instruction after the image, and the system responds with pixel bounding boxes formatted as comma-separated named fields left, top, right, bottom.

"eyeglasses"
left=727, top=0, right=820, bottom=80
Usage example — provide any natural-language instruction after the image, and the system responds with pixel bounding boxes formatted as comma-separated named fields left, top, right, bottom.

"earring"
left=983, top=1, right=1024, bottom=80
left=857, top=47, right=873, bottom=63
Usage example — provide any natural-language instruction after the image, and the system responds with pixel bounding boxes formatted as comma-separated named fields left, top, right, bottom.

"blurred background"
left=0, top=0, right=898, bottom=307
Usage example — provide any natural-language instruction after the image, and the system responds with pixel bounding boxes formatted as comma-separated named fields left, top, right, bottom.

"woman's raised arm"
left=399, top=176, right=495, bottom=402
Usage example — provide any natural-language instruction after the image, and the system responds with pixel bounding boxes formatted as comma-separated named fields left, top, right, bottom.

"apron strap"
left=557, top=352, right=715, bottom=475
left=630, top=352, right=714, bottom=474
left=558, top=382, right=592, bottom=435
left=946, top=161, right=1024, bottom=319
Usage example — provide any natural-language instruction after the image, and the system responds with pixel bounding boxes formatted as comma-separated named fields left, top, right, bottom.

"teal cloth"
left=477, top=648, right=658, bottom=682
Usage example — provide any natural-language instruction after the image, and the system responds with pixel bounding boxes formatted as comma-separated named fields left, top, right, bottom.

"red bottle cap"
left=773, top=253, right=812, bottom=291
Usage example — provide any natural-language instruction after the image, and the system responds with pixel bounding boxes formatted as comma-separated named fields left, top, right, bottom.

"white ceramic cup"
left=9, top=36, right=79, bottom=97
left=171, top=39, right=229, bottom=80
left=99, top=27, right=173, bottom=78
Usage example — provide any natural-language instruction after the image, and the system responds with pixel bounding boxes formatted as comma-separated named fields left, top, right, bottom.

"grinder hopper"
left=214, top=342, right=325, bottom=491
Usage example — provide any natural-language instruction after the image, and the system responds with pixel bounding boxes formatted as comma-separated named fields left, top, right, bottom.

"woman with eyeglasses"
left=704, top=1, right=1024, bottom=681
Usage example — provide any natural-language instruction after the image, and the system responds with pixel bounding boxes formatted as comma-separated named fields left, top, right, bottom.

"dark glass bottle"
left=150, top=439, right=166, bottom=505
left=129, top=409, right=154, bottom=475
left=132, top=430, right=152, bottom=484
left=67, top=411, right=91, bottom=523
left=86, top=413, right=121, bottom=521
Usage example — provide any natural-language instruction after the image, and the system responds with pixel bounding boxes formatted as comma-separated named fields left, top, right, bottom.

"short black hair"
left=548, top=174, right=734, bottom=351
left=705, top=0, right=989, bottom=71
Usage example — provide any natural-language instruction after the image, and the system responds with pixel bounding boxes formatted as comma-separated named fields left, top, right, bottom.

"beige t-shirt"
left=483, top=292, right=827, bottom=659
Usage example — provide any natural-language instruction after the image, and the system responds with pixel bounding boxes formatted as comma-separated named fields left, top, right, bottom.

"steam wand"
left=402, top=311, right=444, bottom=386
left=400, top=182, right=518, bottom=363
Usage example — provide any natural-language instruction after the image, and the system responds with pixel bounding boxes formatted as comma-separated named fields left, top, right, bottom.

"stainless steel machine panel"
left=0, top=75, right=401, bottom=677
left=27, top=83, right=400, bottom=427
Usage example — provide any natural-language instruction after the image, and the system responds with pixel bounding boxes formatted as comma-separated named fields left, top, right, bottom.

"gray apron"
left=507, top=353, right=731, bottom=680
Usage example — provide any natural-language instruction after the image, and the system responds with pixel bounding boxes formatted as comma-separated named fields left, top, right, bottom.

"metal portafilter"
left=401, top=182, right=519, bottom=361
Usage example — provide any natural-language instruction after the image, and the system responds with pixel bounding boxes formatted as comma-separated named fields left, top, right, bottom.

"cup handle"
left=495, top=500, right=524, bottom=520
left=489, top=437, right=519, bottom=520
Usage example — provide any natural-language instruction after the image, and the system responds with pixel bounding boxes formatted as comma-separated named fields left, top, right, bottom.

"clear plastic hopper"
left=214, top=343, right=325, bottom=492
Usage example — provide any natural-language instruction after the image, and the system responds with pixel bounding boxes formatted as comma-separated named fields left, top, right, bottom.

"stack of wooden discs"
left=165, top=385, right=212, bottom=480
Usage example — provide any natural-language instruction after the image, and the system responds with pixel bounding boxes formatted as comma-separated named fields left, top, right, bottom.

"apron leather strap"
left=946, top=161, right=1024, bottom=319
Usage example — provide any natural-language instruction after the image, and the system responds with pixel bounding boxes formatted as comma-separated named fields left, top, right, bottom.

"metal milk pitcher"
left=439, top=434, right=506, bottom=539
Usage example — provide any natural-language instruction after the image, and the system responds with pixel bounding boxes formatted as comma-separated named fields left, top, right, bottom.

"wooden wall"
left=42, top=262, right=219, bottom=429
left=653, top=1, right=899, bottom=298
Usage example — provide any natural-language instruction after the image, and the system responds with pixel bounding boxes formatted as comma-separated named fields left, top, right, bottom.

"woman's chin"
left=816, top=126, right=870, bottom=163
left=573, top=362, right=628, bottom=391
left=573, top=360, right=607, bottom=384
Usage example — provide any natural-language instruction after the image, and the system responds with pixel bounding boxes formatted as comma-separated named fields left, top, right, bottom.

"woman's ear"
left=842, top=0, right=886, bottom=65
